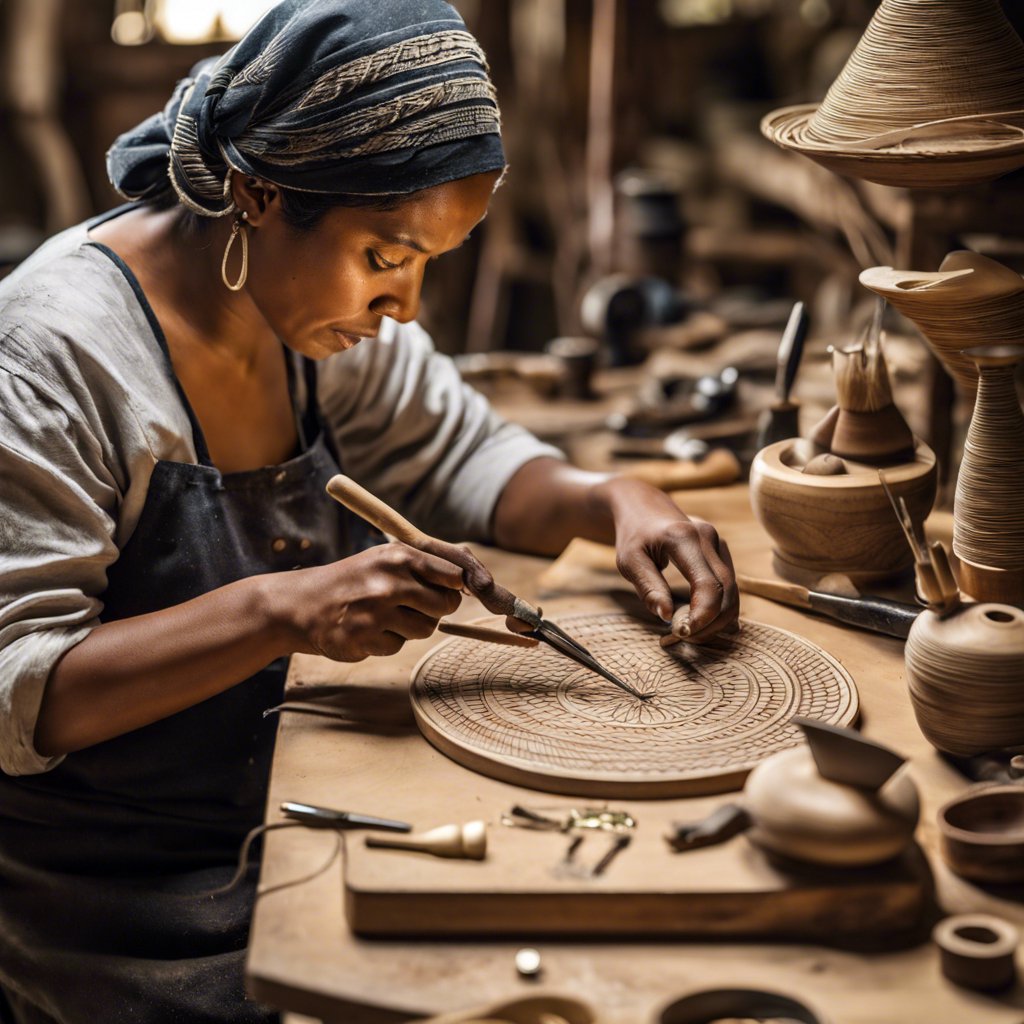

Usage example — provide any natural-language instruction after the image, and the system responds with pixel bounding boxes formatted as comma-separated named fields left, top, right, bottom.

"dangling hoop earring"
left=221, top=212, right=249, bottom=291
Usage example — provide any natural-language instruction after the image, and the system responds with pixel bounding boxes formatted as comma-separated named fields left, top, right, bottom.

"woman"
left=0, top=2, right=738, bottom=1021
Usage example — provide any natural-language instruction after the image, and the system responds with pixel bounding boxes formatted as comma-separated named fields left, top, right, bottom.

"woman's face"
left=237, top=170, right=500, bottom=358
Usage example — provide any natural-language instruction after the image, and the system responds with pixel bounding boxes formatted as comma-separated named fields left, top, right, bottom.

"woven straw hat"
left=763, top=0, right=1024, bottom=188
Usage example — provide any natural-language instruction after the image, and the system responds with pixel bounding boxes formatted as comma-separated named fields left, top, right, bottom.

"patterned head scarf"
left=106, top=0, right=505, bottom=216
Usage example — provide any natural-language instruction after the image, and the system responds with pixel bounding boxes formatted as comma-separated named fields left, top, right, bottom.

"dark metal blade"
left=534, top=621, right=649, bottom=700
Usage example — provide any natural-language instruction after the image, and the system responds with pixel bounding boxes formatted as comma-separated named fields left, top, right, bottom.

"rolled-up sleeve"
left=0, top=371, right=120, bottom=776
left=318, top=320, right=565, bottom=541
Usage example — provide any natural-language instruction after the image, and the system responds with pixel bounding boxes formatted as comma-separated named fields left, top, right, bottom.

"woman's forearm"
left=34, top=542, right=467, bottom=758
left=35, top=575, right=289, bottom=757
left=492, top=457, right=618, bottom=554
left=493, top=456, right=739, bottom=639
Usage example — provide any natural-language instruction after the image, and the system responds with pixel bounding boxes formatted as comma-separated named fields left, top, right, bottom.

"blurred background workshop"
left=4, top=2, right=1024, bottom=1023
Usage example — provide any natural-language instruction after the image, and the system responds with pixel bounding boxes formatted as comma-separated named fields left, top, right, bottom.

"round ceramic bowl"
left=658, top=987, right=830, bottom=1024
left=749, top=437, right=936, bottom=586
left=938, top=785, right=1024, bottom=884
left=425, top=996, right=596, bottom=1024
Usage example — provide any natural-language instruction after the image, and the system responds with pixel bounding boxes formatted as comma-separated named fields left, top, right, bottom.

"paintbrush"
left=736, top=574, right=920, bottom=639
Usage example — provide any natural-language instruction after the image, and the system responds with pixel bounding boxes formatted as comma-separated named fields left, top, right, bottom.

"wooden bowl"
left=659, top=987, right=830, bottom=1024
left=938, top=786, right=1024, bottom=883
left=422, top=996, right=597, bottom=1024
left=749, top=437, right=937, bottom=586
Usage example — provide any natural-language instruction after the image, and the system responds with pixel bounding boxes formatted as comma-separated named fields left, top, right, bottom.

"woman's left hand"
left=494, top=458, right=739, bottom=643
left=591, top=476, right=739, bottom=643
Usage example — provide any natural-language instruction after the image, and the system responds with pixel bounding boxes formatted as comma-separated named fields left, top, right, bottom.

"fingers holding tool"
left=602, top=479, right=739, bottom=646
left=660, top=520, right=740, bottom=647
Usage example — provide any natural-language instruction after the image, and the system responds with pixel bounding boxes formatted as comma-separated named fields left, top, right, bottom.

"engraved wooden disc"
left=410, top=614, right=859, bottom=797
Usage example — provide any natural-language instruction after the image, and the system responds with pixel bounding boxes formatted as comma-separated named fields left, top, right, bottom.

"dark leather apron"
left=0, top=239, right=375, bottom=1023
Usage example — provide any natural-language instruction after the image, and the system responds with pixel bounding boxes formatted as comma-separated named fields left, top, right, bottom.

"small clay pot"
left=749, top=437, right=937, bottom=585
left=905, top=604, right=1024, bottom=755
left=938, top=785, right=1024, bottom=883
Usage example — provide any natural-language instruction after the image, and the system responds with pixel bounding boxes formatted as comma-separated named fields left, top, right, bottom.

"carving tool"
left=756, top=301, right=809, bottom=450
left=280, top=801, right=411, bottom=833
left=326, top=474, right=648, bottom=700
left=737, top=573, right=920, bottom=639
left=365, top=820, right=487, bottom=860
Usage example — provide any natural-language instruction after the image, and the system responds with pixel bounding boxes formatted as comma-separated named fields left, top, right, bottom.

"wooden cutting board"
left=343, top=814, right=931, bottom=941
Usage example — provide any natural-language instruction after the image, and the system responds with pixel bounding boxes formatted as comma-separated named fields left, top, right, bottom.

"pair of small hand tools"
left=325, top=474, right=648, bottom=700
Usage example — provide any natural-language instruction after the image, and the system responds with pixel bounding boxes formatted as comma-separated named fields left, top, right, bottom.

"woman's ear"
left=230, top=173, right=280, bottom=227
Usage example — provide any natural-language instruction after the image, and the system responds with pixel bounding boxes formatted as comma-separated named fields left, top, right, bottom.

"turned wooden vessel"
left=953, top=345, right=1024, bottom=606
left=422, top=995, right=596, bottom=1024
left=669, top=721, right=920, bottom=868
left=905, top=603, right=1024, bottom=755
left=744, top=745, right=919, bottom=867
left=860, top=253, right=1024, bottom=392
left=938, top=787, right=1024, bottom=885
left=750, top=437, right=937, bottom=585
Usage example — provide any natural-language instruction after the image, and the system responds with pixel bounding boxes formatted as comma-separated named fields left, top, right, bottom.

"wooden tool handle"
left=620, top=447, right=741, bottom=491
left=326, top=475, right=539, bottom=625
left=438, top=621, right=538, bottom=648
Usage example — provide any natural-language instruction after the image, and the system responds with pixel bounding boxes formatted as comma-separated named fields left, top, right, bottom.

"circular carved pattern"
left=411, top=614, right=859, bottom=797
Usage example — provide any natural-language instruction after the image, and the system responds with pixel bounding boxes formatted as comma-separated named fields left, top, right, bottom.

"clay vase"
left=750, top=437, right=937, bottom=585
left=905, top=603, right=1024, bottom=756
left=952, top=346, right=1024, bottom=606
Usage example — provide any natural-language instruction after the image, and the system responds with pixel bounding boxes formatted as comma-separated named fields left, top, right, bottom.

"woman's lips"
left=331, top=329, right=364, bottom=350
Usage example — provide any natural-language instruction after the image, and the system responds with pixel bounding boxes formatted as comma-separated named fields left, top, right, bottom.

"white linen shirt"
left=0, top=222, right=562, bottom=777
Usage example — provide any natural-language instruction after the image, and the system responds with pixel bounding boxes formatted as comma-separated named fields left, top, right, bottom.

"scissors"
left=325, top=475, right=647, bottom=701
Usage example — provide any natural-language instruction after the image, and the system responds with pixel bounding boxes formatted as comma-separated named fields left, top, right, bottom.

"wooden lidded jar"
left=953, top=345, right=1024, bottom=607
left=905, top=603, right=1024, bottom=756
left=749, top=437, right=937, bottom=586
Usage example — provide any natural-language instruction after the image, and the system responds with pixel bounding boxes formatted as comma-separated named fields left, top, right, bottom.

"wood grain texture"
left=952, top=347, right=1024, bottom=606
left=905, top=604, right=1024, bottom=755
left=247, top=487, right=1024, bottom=1024
left=410, top=613, right=858, bottom=798
left=860, top=253, right=1024, bottom=392
left=343, top=834, right=930, bottom=940
left=749, top=438, right=936, bottom=585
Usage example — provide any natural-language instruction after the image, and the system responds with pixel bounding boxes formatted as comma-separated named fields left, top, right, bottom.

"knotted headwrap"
left=106, top=0, right=506, bottom=216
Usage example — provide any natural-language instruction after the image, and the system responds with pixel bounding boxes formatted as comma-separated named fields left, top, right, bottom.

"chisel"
left=737, top=574, right=920, bottom=639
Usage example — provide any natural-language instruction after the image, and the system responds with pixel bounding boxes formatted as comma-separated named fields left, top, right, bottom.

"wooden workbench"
left=246, top=484, right=1024, bottom=1023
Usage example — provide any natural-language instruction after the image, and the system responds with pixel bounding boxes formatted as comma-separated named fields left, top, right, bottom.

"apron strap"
left=88, top=241, right=215, bottom=467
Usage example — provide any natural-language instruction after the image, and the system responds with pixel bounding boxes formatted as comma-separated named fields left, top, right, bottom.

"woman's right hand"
left=261, top=543, right=464, bottom=661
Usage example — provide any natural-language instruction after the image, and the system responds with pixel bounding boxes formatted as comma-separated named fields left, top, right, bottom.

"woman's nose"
left=370, top=269, right=422, bottom=323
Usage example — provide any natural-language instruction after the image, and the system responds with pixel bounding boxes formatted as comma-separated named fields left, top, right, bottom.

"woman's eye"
left=368, top=250, right=400, bottom=271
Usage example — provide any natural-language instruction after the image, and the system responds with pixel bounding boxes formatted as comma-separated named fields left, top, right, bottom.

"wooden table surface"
left=246, top=484, right=1024, bottom=1023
